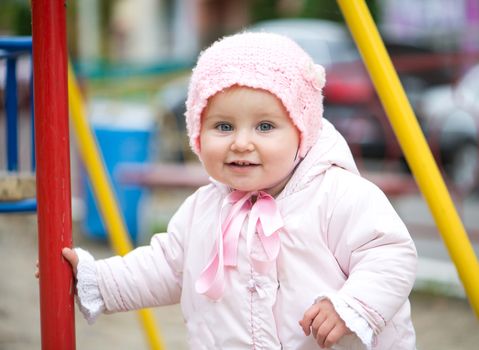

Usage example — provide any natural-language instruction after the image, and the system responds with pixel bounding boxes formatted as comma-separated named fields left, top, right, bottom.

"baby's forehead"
left=206, top=86, right=287, bottom=109
left=202, top=86, right=292, bottom=124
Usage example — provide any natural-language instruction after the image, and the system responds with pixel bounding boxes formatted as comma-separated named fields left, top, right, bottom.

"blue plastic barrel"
left=83, top=125, right=153, bottom=243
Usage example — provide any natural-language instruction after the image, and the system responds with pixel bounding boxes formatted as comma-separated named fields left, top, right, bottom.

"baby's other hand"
left=299, top=298, right=352, bottom=349
left=34, top=248, right=79, bottom=279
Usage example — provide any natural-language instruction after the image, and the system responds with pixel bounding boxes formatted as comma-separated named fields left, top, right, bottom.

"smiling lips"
left=227, top=161, right=260, bottom=169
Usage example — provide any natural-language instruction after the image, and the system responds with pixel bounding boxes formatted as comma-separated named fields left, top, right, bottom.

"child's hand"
left=62, top=247, right=79, bottom=277
left=34, top=248, right=79, bottom=279
left=299, top=298, right=352, bottom=349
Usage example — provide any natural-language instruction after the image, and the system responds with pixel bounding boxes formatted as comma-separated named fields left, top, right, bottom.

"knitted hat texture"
left=185, top=31, right=326, bottom=158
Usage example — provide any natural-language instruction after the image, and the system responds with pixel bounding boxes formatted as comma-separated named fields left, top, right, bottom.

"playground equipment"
left=0, top=37, right=36, bottom=213
left=31, top=0, right=75, bottom=348
left=25, top=0, right=164, bottom=349
left=0, top=33, right=164, bottom=350
left=337, top=0, right=479, bottom=317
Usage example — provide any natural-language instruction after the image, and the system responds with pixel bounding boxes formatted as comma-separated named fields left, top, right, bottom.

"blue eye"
left=257, top=122, right=274, bottom=132
left=216, top=123, right=233, bottom=132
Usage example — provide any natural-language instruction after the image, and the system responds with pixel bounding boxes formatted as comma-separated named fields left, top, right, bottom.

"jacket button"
left=247, top=279, right=257, bottom=292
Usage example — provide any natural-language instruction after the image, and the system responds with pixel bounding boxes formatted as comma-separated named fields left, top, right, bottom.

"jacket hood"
left=279, top=118, right=359, bottom=198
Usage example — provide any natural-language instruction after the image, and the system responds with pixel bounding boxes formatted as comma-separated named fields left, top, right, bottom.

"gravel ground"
left=1, top=201, right=479, bottom=350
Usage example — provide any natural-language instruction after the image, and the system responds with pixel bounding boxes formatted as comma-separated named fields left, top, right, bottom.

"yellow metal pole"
left=68, top=63, right=166, bottom=349
left=336, top=0, right=479, bottom=318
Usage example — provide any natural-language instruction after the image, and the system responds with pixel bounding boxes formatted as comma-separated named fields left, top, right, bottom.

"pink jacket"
left=93, top=120, right=417, bottom=349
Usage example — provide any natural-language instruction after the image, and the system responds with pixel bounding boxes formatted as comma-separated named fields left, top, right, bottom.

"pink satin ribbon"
left=195, top=191, right=284, bottom=300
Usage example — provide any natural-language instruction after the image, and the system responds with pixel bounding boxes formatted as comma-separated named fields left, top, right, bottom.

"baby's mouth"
left=228, top=161, right=259, bottom=167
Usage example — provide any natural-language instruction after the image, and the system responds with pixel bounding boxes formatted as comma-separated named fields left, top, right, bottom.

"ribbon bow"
left=195, top=191, right=284, bottom=300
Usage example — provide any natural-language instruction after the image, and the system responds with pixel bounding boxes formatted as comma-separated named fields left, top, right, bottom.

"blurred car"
left=415, top=64, right=479, bottom=191
left=323, top=61, right=427, bottom=163
left=322, top=44, right=479, bottom=191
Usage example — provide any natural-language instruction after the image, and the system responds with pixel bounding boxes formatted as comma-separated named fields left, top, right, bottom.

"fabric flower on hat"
left=302, top=60, right=326, bottom=91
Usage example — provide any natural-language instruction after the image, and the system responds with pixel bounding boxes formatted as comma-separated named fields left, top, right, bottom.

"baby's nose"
left=231, top=130, right=254, bottom=152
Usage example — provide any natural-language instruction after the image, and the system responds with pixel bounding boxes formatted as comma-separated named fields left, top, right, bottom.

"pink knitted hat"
left=185, top=31, right=326, bottom=158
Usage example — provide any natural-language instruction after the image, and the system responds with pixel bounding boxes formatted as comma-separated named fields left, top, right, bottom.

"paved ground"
left=1, top=192, right=479, bottom=350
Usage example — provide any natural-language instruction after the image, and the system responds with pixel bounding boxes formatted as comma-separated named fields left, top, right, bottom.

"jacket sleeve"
left=326, top=175, right=417, bottom=335
left=95, top=192, right=198, bottom=313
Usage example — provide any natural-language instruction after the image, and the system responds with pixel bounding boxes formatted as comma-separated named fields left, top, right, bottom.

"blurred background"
left=1, top=0, right=479, bottom=349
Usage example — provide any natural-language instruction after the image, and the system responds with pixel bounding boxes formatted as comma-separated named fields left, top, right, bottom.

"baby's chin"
left=224, top=183, right=264, bottom=193
left=229, top=185, right=281, bottom=197
left=214, top=177, right=285, bottom=195
left=229, top=186, right=261, bottom=193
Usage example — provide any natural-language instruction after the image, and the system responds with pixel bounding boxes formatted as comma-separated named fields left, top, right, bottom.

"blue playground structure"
left=0, top=36, right=36, bottom=212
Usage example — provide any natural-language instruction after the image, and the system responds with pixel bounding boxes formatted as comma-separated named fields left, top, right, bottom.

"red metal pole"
left=32, top=0, right=76, bottom=349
